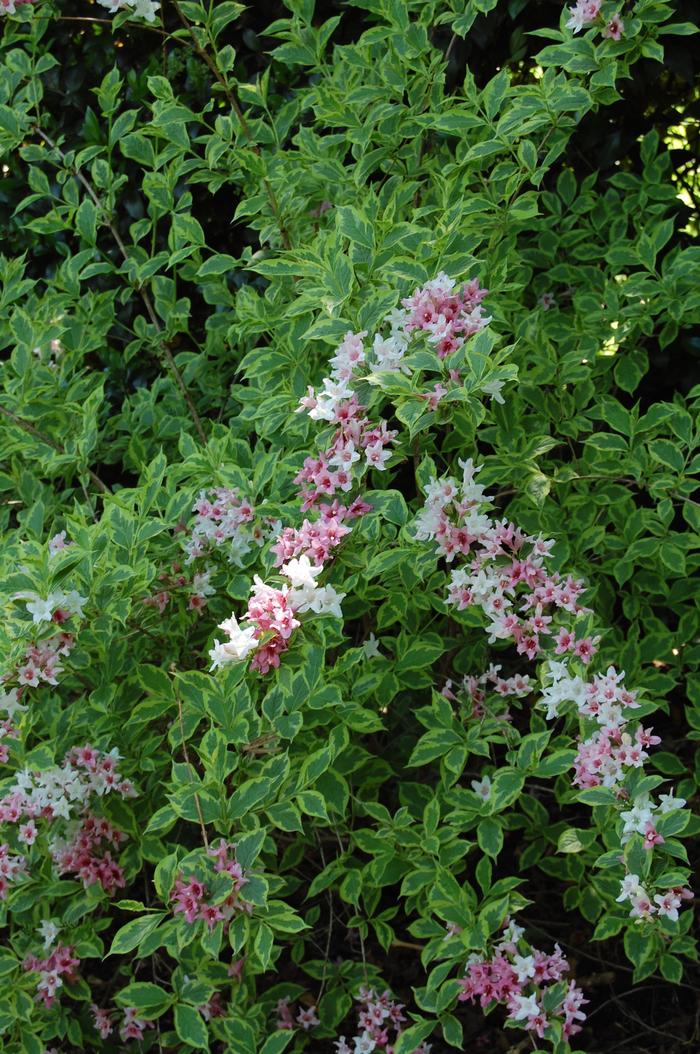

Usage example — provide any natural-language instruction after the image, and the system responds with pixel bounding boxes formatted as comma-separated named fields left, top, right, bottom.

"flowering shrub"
left=0, top=1, right=699, bottom=1052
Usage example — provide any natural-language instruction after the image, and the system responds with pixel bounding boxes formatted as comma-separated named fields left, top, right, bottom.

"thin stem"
left=170, top=0, right=292, bottom=250
left=444, top=33, right=457, bottom=64
left=34, top=127, right=207, bottom=444
left=0, top=404, right=110, bottom=494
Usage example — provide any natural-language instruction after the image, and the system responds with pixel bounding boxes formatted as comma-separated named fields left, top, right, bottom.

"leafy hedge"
left=0, top=1, right=699, bottom=1052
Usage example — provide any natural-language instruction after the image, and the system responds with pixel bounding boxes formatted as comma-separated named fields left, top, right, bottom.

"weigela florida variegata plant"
left=1, top=0, right=698, bottom=1047
left=207, top=273, right=694, bottom=1048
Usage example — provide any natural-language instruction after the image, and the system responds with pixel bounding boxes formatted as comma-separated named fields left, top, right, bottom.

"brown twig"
left=170, top=0, right=292, bottom=250
left=391, top=938, right=423, bottom=951
left=34, top=127, right=207, bottom=444
left=0, top=403, right=110, bottom=494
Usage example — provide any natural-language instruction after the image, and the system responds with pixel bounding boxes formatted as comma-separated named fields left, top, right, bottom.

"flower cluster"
left=333, top=986, right=432, bottom=1054
left=416, top=459, right=595, bottom=662
left=184, top=487, right=261, bottom=565
left=95, top=0, right=160, bottom=22
left=616, top=874, right=694, bottom=922
left=120, top=1006, right=154, bottom=1042
left=0, top=745, right=134, bottom=825
left=392, top=272, right=490, bottom=360
left=566, top=0, right=624, bottom=39
left=0, top=699, right=21, bottom=764
left=275, top=996, right=320, bottom=1032
left=211, top=275, right=491, bottom=678
left=416, top=461, right=691, bottom=914
left=19, top=588, right=87, bottom=625
left=295, top=276, right=491, bottom=504
left=171, top=840, right=251, bottom=930
left=457, top=921, right=587, bottom=1041
left=209, top=554, right=345, bottom=675
left=11, top=632, right=75, bottom=690
left=0, top=842, right=26, bottom=899
left=91, top=1003, right=153, bottom=1042
left=23, top=945, right=81, bottom=1009
left=443, top=662, right=531, bottom=720
left=51, top=812, right=126, bottom=895
left=272, top=499, right=366, bottom=567
left=4, top=588, right=86, bottom=694
left=143, top=562, right=215, bottom=615
left=295, top=390, right=398, bottom=508
left=539, top=662, right=663, bottom=793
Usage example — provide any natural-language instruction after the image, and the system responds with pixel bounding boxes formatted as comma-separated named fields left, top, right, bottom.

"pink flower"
left=91, top=1005, right=113, bottom=1039
left=602, top=14, right=623, bottom=39
left=120, top=1006, right=153, bottom=1042
left=566, top=0, right=601, bottom=32
left=18, top=820, right=37, bottom=845
left=296, top=1006, right=320, bottom=1030
left=643, top=822, right=664, bottom=850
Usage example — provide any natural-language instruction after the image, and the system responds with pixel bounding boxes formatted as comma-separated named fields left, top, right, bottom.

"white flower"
left=620, top=795, right=655, bottom=843
left=192, top=571, right=215, bottom=597
left=353, top=1034, right=376, bottom=1054
left=471, top=775, right=491, bottom=801
left=362, top=633, right=381, bottom=659
left=37, top=920, right=60, bottom=950
left=308, top=584, right=345, bottom=619
left=62, top=590, right=87, bottom=618
left=50, top=796, right=72, bottom=821
left=48, top=531, right=69, bottom=557
left=0, top=688, right=27, bottom=720
left=209, top=616, right=258, bottom=668
left=510, top=993, right=540, bottom=1021
left=653, top=889, right=682, bottom=922
left=281, top=555, right=323, bottom=590
left=616, top=874, right=642, bottom=902
left=658, top=793, right=686, bottom=814
left=480, top=378, right=505, bottom=403
left=512, top=953, right=536, bottom=982
left=228, top=535, right=252, bottom=567
left=25, top=595, right=55, bottom=623
left=131, top=0, right=160, bottom=19
left=502, top=918, right=525, bottom=944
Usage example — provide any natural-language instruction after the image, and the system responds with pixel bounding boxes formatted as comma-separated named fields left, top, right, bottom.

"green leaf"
left=660, top=954, right=683, bottom=983
left=236, top=828, right=266, bottom=869
left=393, top=1019, right=435, bottom=1054
left=115, top=982, right=173, bottom=1019
left=296, top=790, right=329, bottom=820
left=260, top=1032, right=295, bottom=1054
left=648, top=439, right=684, bottom=473
left=108, top=914, right=166, bottom=956
left=396, top=634, right=445, bottom=673
left=174, top=1003, right=209, bottom=1048
left=75, top=199, right=98, bottom=244
left=197, top=254, right=237, bottom=277
left=614, top=352, right=648, bottom=393
left=229, top=776, right=273, bottom=820
left=489, top=769, right=525, bottom=812
left=336, top=205, right=374, bottom=252
left=477, top=818, right=503, bottom=858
